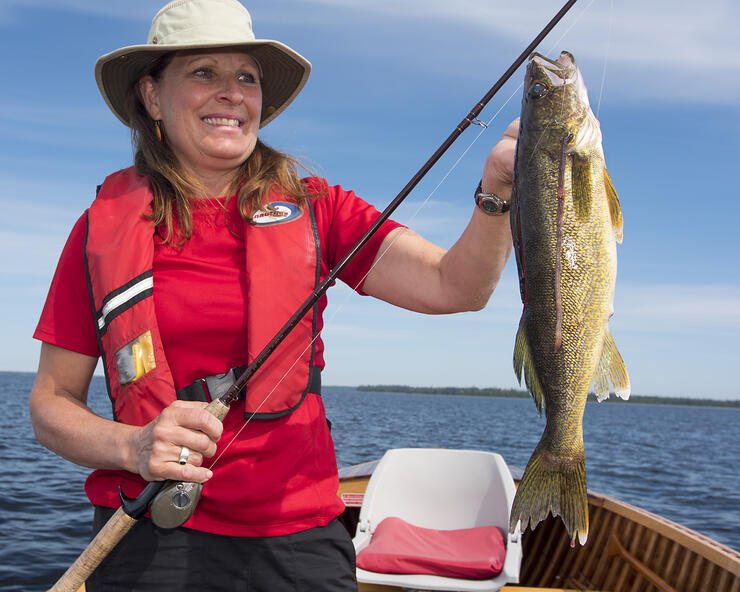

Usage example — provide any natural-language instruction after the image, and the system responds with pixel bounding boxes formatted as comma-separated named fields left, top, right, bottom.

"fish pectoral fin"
left=592, top=329, right=631, bottom=401
left=514, top=318, right=546, bottom=415
left=571, top=152, right=593, bottom=221
left=604, top=168, right=624, bottom=243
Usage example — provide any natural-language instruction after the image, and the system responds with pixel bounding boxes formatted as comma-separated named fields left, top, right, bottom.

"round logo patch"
left=251, top=202, right=303, bottom=225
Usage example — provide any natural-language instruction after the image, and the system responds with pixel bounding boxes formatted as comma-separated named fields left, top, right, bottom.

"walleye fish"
left=508, top=51, right=630, bottom=546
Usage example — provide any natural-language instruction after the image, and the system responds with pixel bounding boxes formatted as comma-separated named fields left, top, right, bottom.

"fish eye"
left=528, top=83, right=548, bottom=99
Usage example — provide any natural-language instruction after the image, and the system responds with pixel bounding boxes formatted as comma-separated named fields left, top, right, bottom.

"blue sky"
left=1, top=0, right=738, bottom=400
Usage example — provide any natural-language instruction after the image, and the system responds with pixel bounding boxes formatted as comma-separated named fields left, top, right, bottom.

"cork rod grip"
left=48, top=507, right=136, bottom=592
left=205, top=397, right=230, bottom=422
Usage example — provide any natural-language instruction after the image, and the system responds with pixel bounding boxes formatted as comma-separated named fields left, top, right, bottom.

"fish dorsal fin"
left=591, top=329, right=630, bottom=401
left=514, top=317, right=546, bottom=415
left=604, top=169, right=624, bottom=243
left=571, top=153, right=592, bottom=221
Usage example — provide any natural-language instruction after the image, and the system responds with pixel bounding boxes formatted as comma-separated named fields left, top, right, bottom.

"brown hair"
left=124, top=52, right=318, bottom=245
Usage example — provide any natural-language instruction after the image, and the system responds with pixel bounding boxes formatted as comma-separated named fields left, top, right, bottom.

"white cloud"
left=0, top=0, right=153, bottom=22
left=305, top=0, right=738, bottom=68
left=4, top=0, right=735, bottom=104
left=0, top=100, right=110, bottom=128
left=0, top=198, right=80, bottom=278
left=0, top=198, right=79, bottom=234
left=0, top=97, right=134, bottom=158
left=614, top=283, right=740, bottom=334
left=300, top=0, right=739, bottom=105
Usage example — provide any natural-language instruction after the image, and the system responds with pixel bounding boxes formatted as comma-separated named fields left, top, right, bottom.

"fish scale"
left=509, top=51, right=630, bottom=546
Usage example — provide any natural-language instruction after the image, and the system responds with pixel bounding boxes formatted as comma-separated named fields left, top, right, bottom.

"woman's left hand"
left=481, top=118, right=519, bottom=196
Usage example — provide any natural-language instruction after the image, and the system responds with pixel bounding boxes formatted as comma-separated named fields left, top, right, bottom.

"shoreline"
left=353, top=384, right=740, bottom=408
left=4, top=372, right=736, bottom=408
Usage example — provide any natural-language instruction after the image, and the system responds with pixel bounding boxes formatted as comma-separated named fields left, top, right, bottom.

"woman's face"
left=139, top=49, right=262, bottom=189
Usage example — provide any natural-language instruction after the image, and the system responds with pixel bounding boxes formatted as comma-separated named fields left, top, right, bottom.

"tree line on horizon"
left=355, top=385, right=740, bottom=408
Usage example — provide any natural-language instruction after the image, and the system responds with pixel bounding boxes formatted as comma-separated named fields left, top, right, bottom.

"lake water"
left=1, top=372, right=738, bottom=591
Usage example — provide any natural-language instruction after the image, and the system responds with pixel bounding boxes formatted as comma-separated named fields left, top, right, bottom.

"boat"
left=68, top=447, right=739, bottom=592
left=337, top=451, right=740, bottom=592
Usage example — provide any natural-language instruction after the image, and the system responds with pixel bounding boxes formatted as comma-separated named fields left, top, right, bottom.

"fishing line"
left=334, top=8, right=593, bottom=288
left=208, top=95, right=522, bottom=469
left=546, top=0, right=597, bottom=53
left=595, top=0, right=613, bottom=118
left=209, top=73, right=542, bottom=467
left=549, top=0, right=597, bottom=120
left=208, top=0, right=595, bottom=468
left=525, top=0, right=599, bottom=167
left=208, top=124, right=502, bottom=468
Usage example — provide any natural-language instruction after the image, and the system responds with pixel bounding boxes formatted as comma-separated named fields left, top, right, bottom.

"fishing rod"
left=48, top=1, right=577, bottom=590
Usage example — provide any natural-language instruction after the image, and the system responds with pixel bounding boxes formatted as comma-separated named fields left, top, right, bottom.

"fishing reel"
left=119, top=479, right=203, bottom=529
left=121, top=398, right=232, bottom=529
left=149, top=480, right=203, bottom=529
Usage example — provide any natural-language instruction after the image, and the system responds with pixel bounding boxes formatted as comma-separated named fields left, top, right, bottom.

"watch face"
left=480, top=196, right=502, bottom=214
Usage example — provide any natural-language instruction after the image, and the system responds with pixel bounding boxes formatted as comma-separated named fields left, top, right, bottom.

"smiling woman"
left=127, top=48, right=297, bottom=243
left=137, top=50, right=263, bottom=194
left=29, top=0, right=519, bottom=590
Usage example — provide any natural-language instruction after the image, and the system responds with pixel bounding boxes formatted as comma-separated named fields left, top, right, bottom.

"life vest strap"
left=176, top=365, right=322, bottom=404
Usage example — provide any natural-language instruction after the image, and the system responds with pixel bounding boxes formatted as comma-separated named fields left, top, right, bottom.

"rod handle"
left=48, top=507, right=136, bottom=592
left=205, top=396, right=231, bottom=421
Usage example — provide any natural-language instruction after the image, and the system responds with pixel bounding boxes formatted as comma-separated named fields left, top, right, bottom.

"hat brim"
left=95, top=40, right=311, bottom=128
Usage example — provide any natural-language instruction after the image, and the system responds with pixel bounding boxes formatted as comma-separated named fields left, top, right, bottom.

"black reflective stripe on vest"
left=96, top=270, right=154, bottom=337
left=177, top=365, right=322, bottom=404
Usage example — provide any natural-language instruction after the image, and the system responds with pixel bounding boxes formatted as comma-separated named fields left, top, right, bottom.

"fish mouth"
left=531, top=51, right=576, bottom=68
left=527, top=51, right=577, bottom=84
left=526, top=51, right=589, bottom=107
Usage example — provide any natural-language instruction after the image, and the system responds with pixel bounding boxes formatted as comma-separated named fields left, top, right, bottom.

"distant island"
left=355, top=385, right=740, bottom=408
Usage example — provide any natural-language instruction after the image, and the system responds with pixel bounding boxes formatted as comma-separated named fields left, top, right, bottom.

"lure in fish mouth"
left=526, top=52, right=588, bottom=104
left=509, top=51, right=630, bottom=546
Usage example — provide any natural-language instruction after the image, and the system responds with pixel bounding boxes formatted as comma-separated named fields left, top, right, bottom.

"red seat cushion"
left=356, top=516, right=506, bottom=580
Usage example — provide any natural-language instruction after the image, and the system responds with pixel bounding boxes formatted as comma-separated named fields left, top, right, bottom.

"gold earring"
left=154, top=120, right=162, bottom=142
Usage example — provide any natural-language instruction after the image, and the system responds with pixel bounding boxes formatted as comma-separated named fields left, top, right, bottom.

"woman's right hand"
left=131, top=400, right=224, bottom=483
left=30, top=343, right=223, bottom=485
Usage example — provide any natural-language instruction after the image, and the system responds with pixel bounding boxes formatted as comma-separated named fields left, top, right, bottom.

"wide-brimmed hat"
left=95, top=0, right=311, bottom=128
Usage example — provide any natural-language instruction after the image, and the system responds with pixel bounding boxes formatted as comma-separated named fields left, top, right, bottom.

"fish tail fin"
left=509, top=443, right=589, bottom=546
left=592, top=329, right=631, bottom=402
left=513, top=317, right=546, bottom=415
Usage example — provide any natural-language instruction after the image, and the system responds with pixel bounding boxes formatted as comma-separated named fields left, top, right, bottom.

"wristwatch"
left=474, top=180, right=510, bottom=215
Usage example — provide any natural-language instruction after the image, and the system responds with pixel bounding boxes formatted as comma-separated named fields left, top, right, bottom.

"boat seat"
left=352, top=448, right=522, bottom=591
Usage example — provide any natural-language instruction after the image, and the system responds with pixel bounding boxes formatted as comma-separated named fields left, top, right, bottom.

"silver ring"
left=178, top=446, right=190, bottom=465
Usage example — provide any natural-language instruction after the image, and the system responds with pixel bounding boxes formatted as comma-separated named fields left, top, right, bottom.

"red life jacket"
left=84, top=167, right=320, bottom=426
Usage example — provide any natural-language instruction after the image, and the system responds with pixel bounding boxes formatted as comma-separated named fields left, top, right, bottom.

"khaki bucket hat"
left=95, top=0, right=311, bottom=128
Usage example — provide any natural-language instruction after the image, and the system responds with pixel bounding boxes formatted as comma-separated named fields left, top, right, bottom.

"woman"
left=30, top=0, right=517, bottom=590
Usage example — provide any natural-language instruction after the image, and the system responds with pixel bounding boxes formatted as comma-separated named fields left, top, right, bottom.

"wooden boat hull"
left=338, top=459, right=740, bottom=592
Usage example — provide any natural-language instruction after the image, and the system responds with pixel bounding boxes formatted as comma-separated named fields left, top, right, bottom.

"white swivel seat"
left=352, top=448, right=522, bottom=591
